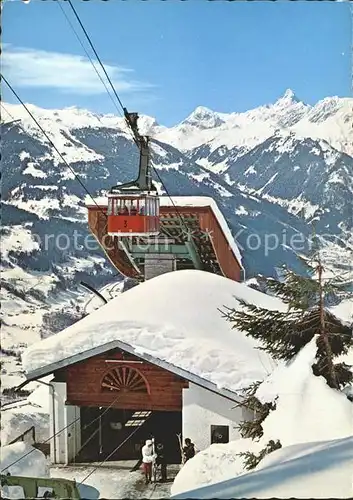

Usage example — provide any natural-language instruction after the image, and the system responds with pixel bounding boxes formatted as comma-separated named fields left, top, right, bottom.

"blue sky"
left=3, top=0, right=351, bottom=126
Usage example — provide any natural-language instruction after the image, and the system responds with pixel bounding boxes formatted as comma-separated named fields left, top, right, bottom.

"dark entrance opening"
left=78, top=407, right=182, bottom=464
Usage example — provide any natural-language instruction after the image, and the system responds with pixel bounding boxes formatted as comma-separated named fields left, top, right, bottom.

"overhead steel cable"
left=63, top=1, right=191, bottom=239
left=1, top=75, right=107, bottom=217
left=150, top=158, right=191, bottom=237
left=57, top=1, right=123, bottom=120
left=0, top=393, right=123, bottom=473
left=65, top=0, right=147, bottom=148
left=77, top=419, right=144, bottom=486
left=67, top=0, right=125, bottom=113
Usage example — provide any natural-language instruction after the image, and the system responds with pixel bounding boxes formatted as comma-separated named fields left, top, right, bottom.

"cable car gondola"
left=107, top=109, right=160, bottom=237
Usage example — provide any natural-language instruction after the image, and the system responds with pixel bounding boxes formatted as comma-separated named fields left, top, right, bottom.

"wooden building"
left=24, top=340, right=251, bottom=465
left=20, top=267, right=275, bottom=467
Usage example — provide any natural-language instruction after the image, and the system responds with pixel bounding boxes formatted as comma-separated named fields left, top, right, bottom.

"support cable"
left=1, top=393, right=122, bottom=473
left=1, top=75, right=106, bottom=217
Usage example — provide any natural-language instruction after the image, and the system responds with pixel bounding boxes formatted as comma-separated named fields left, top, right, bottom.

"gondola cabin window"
left=107, top=194, right=160, bottom=236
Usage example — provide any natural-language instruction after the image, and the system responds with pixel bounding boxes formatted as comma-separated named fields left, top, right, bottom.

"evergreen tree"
left=229, top=221, right=352, bottom=471
left=222, top=231, right=352, bottom=390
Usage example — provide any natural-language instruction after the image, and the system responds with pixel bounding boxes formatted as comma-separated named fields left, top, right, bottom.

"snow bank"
left=84, top=195, right=243, bottom=266
left=1, top=406, right=50, bottom=446
left=172, top=437, right=353, bottom=499
left=27, top=383, right=50, bottom=413
left=50, top=466, right=151, bottom=500
left=330, top=298, right=353, bottom=325
left=171, top=439, right=263, bottom=496
left=22, top=270, right=285, bottom=394
left=256, top=337, right=353, bottom=446
left=171, top=337, right=353, bottom=497
left=1, top=442, right=49, bottom=477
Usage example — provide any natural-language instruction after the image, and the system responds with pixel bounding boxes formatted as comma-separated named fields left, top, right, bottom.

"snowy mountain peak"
left=192, top=105, right=215, bottom=117
left=274, top=89, right=303, bottom=107
left=136, top=114, right=163, bottom=135
left=182, top=106, right=225, bottom=129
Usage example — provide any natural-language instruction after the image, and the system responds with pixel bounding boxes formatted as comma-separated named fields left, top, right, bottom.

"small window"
left=211, top=425, right=229, bottom=444
left=114, top=199, right=120, bottom=215
left=149, top=198, right=153, bottom=216
left=139, top=199, right=145, bottom=215
left=125, top=419, right=144, bottom=427
left=37, top=486, right=55, bottom=498
left=132, top=411, right=151, bottom=418
left=107, top=198, right=112, bottom=216
left=121, top=200, right=129, bottom=215
left=130, top=199, right=138, bottom=215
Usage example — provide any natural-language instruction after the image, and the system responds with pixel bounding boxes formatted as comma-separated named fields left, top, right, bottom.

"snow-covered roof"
left=22, top=270, right=286, bottom=394
left=85, top=195, right=243, bottom=266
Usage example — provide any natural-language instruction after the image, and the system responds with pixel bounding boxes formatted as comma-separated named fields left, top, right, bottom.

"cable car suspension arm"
left=110, top=109, right=156, bottom=194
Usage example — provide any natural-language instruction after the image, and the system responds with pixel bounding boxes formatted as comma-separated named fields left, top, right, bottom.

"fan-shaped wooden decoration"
left=101, top=366, right=149, bottom=393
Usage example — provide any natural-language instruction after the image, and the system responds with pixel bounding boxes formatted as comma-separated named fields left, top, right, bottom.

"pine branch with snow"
left=235, top=381, right=276, bottom=440
left=238, top=439, right=282, bottom=471
left=222, top=299, right=352, bottom=389
left=222, top=230, right=352, bottom=390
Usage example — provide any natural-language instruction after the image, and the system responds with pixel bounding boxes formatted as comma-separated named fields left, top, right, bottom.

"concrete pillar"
left=49, top=381, right=81, bottom=464
left=144, top=253, right=176, bottom=280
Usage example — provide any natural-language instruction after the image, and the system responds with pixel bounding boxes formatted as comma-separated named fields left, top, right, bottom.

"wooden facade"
left=86, top=201, right=242, bottom=282
left=58, top=349, right=189, bottom=412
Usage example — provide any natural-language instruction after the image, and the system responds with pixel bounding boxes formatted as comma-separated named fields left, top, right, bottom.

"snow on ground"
left=3, top=103, right=105, bottom=166
left=172, top=436, right=353, bottom=499
left=1, top=442, right=49, bottom=477
left=22, top=162, right=48, bottom=179
left=85, top=195, right=244, bottom=266
left=1, top=226, right=40, bottom=260
left=171, top=337, right=353, bottom=497
left=171, top=439, right=263, bottom=496
left=1, top=403, right=49, bottom=446
left=330, top=298, right=353, bottom=325
left=22, top=270, right=286, bottom=393
left=50, top=463, right=180, bottom=499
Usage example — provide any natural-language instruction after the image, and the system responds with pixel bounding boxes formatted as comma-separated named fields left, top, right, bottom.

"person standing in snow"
left=156, top=442, right=168, bottom=482
left=141, top=439, right=157, bottom=484
left=183, top=438, right=195, bottom=463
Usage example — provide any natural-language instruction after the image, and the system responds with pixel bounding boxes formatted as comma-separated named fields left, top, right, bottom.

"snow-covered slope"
left=172, top=436, right=353, bottom=499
